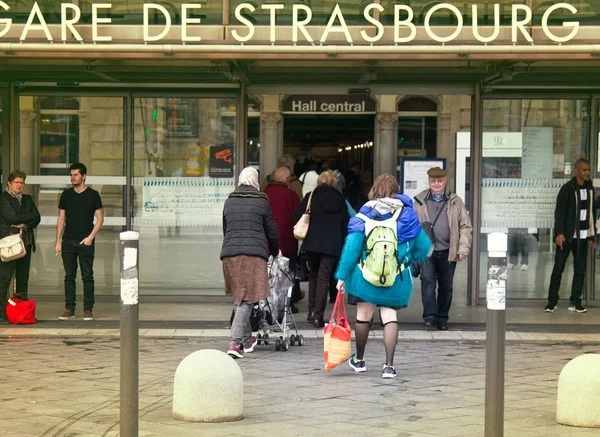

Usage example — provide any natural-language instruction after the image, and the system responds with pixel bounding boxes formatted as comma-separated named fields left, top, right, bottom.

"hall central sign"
left=0, top=2, right=583, bottom=44
left=282, top=95, right=376, bottom=114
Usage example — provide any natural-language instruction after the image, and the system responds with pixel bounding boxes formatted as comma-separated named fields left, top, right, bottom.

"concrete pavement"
left=1, top=335, right=600, bottom=437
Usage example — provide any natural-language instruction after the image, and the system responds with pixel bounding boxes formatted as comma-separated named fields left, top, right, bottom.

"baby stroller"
left=257, top=256, right=304, bottom=351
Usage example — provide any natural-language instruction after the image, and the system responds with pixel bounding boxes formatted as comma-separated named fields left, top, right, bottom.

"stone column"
left=375, top=112, right=398, bottom=178
left=259, top=111, right=282, bottom=180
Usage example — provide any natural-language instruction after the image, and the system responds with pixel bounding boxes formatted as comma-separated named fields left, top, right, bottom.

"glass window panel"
left=0, top=96, right=3, bottom=185
left=19, top=96, right=125, bottom=297
left=4, top=1, right=224, bottom=25
left=382, top=0, right=526, bottom=26
left=479, top=99, right=589, bottom=299
left=229, top=0, right=372, bottom=26
left=133, top=97, right=237, bottom=295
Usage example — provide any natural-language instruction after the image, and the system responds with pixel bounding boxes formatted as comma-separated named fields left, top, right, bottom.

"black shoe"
left=424, top=318, right=436, bottom=327
left=545, top=302, right=557, bottom=313
left=306, top=312, right=315, bottom=322
left=437, top=321, right=449, bottom=331
left=290, top=304, right=299, bottom=314
left=314, top=318, right=325, bottom=329
left=568, top=302, right=587, bottom=313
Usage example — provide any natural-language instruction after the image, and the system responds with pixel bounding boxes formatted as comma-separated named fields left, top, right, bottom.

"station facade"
left=1, top=1, right=599, bottom=304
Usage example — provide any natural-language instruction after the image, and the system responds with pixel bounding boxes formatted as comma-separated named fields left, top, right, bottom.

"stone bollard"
left=172, top=349, right=243, bottom=423
left=557, top=354, right=600, bottom=428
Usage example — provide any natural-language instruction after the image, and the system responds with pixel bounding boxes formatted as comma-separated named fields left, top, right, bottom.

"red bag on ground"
left=323, top=292, right=352, bottom=371
left=6, top=298, right=37, bottom=325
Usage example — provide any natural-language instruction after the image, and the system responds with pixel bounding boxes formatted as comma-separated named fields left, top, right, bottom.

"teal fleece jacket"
left=335, top=202, right=431, bottom=308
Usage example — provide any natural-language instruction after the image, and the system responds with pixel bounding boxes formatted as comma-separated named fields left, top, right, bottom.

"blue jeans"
left=421, top=250, right=457, bottom=323
left=62, top=239, right=95, bottom=312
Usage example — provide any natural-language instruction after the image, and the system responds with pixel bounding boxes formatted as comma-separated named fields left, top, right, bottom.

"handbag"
left=421, top=196, right=449, bottom=244
left=0, top=231, right=27, bottom=262
left=293, top=190, right=314, bottom=240
left=294, top=251, right=309, bottom=282
left=6, top=297, right=37, bottom=325
left=323, top=292, right=352, bottom=371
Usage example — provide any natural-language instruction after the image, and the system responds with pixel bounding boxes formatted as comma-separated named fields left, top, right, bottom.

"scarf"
left=6, top=186, right=22, bottom=204
left=238, top=167, right=260, bottom=190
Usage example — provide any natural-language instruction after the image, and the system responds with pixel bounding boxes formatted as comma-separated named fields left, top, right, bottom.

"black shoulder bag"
left=421, top=197, right=449, bottom=244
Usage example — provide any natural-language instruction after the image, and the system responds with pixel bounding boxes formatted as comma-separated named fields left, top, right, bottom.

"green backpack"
left=355, top=208, right=404, bottom=287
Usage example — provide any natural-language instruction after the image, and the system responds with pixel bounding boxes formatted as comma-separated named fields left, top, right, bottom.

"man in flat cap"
left=413, top=166, right=472, bottom=330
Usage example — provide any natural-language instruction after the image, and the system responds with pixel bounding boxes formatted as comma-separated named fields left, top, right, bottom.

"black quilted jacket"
left=0, top=191, right=41, bottom=251
left=220, top=185, right=280, bottom=260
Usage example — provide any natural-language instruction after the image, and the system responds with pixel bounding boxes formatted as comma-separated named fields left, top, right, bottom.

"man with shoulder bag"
left=413, top=167, right=472, bottom=330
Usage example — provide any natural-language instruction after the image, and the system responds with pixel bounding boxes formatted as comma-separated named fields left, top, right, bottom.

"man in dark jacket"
left=264, top=167, right=303, bottom=312
left=546, top=159, right=596, bottom=313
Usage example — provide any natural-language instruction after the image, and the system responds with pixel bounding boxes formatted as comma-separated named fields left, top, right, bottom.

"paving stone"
left=2, top=337, right=600, bottom=436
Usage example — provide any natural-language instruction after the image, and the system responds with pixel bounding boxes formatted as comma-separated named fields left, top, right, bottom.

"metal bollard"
left=485, top=232, right=507, bottom=437
left=120, top=231, right=140, bottom=437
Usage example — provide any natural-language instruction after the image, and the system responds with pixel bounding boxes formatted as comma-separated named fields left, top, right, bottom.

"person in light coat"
left=413, top=167, right=472, bottom=331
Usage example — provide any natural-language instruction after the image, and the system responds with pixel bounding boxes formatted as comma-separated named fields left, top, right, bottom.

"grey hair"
left=273, top=167, right=291, bottom=182
left=277, top=154, right=296, bottom=168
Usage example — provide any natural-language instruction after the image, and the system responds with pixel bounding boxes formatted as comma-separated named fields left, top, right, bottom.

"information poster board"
left=401, top=158, right=446, bottom=199
left=481, top=178, right=568, bottom=228
left=165, top=98, right=199, bottom=138
left=521, top=127, right=553, bottom=179
left=138, top=177, right=235, bottom=227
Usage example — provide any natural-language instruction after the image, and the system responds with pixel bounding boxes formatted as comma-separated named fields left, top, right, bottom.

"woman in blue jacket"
left=336, top=174, right=431, bottom=378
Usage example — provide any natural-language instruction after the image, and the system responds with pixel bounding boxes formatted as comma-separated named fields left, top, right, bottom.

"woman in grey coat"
left=221, top=167, right=280, bottom=358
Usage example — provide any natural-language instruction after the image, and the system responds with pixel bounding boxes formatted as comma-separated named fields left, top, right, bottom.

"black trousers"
left=62, top=239, right=96, bottom=312
left=0, top=247, right=33, bottom=314
left=306, top=251, right=338, bottom=319
left=286, top=252, right=302, bottom=304
left=420, top=249, right=457, bottom=323
left=547, top=239, right=588, bottom=305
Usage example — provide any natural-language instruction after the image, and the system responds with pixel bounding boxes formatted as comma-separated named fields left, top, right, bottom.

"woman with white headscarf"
left=221, top=167, right=280, bottom=358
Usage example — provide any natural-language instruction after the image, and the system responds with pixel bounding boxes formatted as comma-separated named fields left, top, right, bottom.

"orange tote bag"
left=323, top=292, right=352, bottom=371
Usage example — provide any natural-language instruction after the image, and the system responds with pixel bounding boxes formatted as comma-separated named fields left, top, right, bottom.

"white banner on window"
left=481, top=178, right=569, bottom=229
left=137, top=177, right=234, bottom=227
left=521, top=127, right=553, bottom=179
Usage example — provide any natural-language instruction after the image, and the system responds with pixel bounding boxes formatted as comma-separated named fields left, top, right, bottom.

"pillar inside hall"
left=375, top=96, right=398, bottom=178
left=259, top=95, right=283, bottom=181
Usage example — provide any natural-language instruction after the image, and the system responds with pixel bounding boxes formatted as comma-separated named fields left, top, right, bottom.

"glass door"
left=18, top=95, right=126, bottom=297
left=132, top=96, right=238, bottom=295
left=480, top=98, right=590, bottom=300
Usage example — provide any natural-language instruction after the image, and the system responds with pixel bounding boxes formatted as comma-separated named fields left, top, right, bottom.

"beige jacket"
left=413, top=190, right=473, bottom=262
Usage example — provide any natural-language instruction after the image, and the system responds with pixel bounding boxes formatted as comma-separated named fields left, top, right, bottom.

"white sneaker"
left=507, top=263, right=515, bottom=269
left=521, top=264, right=529, bottom=271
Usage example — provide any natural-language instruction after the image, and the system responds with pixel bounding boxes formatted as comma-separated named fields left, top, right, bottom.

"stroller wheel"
left=297, top=335, right=304, bottom=346
left=282, top=339, right=289, bottom=351
left=263, top=334, right=269, bottom=345
left=275, top=339, right=281, bottom=351
left=290, top=334, right=297, bottom=346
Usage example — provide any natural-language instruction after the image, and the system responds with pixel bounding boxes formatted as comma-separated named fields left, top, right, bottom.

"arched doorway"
left=397, top=97, right=438, bottom=159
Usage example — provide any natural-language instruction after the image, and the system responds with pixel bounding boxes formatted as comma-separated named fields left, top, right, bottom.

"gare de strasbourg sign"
left=0, top=2, right=584, bottom=45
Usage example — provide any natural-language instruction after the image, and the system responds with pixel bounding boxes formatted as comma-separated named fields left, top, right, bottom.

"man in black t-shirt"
left=55, top=163, right=104, bottom=321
